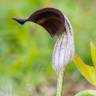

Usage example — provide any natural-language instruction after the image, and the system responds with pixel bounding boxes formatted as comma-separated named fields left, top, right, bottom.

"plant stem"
left=56, top=71, right=64, bottom=96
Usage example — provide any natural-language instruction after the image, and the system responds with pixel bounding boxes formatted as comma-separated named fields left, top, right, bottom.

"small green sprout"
left=75, top=90, right=96, bottom=96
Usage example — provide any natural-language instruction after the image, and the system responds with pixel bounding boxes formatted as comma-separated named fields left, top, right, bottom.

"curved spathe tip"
left=13, top=8, right=66, bottom=37
left=12, top=18, right=28, bottom=25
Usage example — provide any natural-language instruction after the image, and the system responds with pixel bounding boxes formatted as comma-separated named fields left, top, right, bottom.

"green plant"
left=73, top=42, right=96, bottom=96
left=75, top=90, right=96, bottom=96
left=13, top=8, right=75, bottom=96
left=74, top=42, right=96, bottom=86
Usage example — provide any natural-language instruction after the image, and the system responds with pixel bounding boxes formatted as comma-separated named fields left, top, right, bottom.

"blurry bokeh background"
left=0, top=0, right=96, bottom=96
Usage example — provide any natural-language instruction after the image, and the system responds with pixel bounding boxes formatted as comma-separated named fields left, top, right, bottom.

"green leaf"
left=75, top=90, right=96, bottom=96
left=73, top=54, right=96, bottom=86
left=90, top=41, right=96, bottom=69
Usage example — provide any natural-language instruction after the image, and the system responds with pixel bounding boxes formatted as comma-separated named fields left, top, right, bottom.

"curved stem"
left=56, top=71, right=64, bottom=96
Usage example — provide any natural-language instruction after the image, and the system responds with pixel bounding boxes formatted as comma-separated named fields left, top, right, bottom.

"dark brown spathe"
left=13, top=8, right=66, bottom=37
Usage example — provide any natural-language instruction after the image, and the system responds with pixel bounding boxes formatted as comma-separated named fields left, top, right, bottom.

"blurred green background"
left=0, top=0, right=96, bottom=96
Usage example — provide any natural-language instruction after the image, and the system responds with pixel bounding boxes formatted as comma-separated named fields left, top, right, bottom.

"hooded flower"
left=13, top=8, right=75, bottom=73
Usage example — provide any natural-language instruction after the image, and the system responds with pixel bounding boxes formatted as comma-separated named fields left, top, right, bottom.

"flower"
left=13, top=8, right=75, bottom=74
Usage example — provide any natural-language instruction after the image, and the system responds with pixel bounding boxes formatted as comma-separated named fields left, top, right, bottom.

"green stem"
left=56, top=71, right=64, bottom=96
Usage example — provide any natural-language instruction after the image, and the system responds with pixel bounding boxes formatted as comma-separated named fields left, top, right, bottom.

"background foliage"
left=0, top=0, right=96, bottom=95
